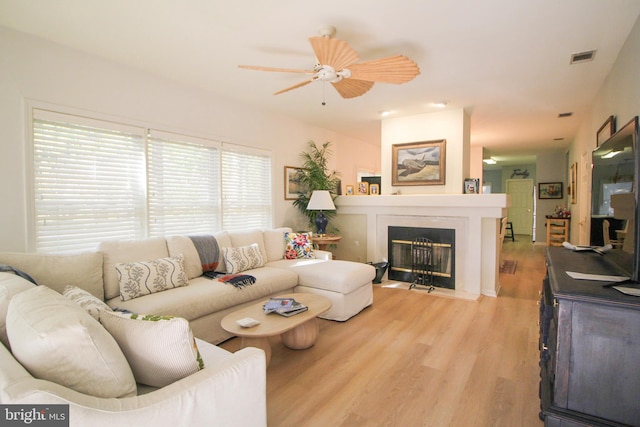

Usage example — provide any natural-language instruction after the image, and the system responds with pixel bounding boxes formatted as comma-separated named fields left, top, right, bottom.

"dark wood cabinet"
left=540, top=247, right=640, bottom=427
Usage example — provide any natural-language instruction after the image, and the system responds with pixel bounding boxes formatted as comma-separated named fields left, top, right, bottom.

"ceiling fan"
left=238, top=26, right=420, bottom=99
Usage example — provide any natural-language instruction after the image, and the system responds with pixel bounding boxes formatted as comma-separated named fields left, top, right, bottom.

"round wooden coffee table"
left=221, top=293, right=331, bottom=366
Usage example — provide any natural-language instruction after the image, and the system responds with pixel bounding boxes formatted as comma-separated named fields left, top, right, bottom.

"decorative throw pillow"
left=222, top=243, right=265, bottom=274
left=63, top=285, right=113, bottom=321
left=284, top=232, right=315, bottom=259
left=6, top=286, right=136, bottom=398
left=99, top=310, right=204, bottom=387
left=116, top=254, right=189, bottom=301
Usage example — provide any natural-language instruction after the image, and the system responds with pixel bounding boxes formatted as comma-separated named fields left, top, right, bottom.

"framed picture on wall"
left=392, top=139, right=446, bottom=186
left=569, top=162, right=577, bottom=204
left=284, top=166, right=306, bottom=200
left=538, top=182, right=563, bottom=199
left=596, top=115, right=616, bottom=146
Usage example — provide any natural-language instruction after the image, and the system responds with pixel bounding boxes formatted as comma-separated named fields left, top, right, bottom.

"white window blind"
left=221, top=146, right=272, bottom=230
left=32, top=110, right=146, bottom=253
left=147, top=132, right=221, bottom=236
left=31, top=108, right=273, bottom=253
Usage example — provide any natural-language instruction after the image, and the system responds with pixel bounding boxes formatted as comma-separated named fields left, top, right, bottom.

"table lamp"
left=306, top=190, right=336, bottom=236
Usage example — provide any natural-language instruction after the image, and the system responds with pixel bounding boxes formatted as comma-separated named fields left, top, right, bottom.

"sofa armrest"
left=0, top=343, right=266, bottom=427
left=314, top=250, right=333, bottom=260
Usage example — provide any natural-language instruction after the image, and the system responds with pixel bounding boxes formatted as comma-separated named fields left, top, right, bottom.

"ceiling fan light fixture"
left=239, top=27, right=420, bottom=99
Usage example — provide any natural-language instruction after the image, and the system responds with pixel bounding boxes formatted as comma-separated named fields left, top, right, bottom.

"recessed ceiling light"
left=432, top=101, right=447, bottom=108
left=380, top=111, right=392, bottom=117
left=483, top=158, right=497, bottom=164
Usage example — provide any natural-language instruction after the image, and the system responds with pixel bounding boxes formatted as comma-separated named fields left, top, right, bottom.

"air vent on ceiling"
left=571, top=50, right=596, bottom=64
left=558, top=112, right=573, bottom=118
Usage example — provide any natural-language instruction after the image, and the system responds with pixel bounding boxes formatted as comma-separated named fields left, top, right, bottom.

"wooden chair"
left=603, top=219, right=622, bottom=248
left=499, top=217, right=508, bottom=267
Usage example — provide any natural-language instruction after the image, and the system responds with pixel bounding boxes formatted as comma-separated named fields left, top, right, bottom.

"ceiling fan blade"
left=238, top=65, right=314, bottom=74
left=309, top=36, right=359, bottom=71
left=273, top=78, right=315, bottom=95
left=347, top=55, right=420, bottom=84
left=332, top=79, right=375, bottom=99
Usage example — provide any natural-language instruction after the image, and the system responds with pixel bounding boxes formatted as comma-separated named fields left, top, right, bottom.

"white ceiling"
left=1, top=0, right=640, bottom=164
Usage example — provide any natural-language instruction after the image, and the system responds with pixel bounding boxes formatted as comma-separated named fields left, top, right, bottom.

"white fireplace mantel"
left=335, top=194, right=510, bottom=298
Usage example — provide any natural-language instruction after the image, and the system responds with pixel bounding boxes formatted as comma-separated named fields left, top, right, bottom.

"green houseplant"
left=292, top=140, right=341, bottom=232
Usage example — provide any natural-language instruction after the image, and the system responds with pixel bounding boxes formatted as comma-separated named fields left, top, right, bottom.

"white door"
left=506, top=179, right=534, bottom=235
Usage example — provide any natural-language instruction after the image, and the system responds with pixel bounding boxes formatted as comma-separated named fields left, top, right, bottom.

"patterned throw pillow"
left=99, top=310, right=204, bottom=387
left=284, top=232, right=315, bottom=259
left=63, top=285, right=113, bottom=321
left=221, top=243, right=265, bottom=274
left=116, top=254, right=189, bottom=301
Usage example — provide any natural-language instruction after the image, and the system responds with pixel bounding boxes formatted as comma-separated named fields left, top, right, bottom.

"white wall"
left=380, top=108, right=471, bottom=195
left=536, top=151, right=567, bottom=242
left=0, top=27, right=378, bottom=251
left=569, top=14, right=640, bottom=245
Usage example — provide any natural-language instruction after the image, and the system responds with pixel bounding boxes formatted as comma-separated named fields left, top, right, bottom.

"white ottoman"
left=290, top=260, right=375, bottom=321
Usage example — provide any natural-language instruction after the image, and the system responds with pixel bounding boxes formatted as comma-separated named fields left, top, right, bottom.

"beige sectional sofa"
left=0, top=227, right=374, bottom=426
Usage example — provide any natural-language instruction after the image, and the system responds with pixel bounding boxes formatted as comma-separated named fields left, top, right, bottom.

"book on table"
left=263, top=297, right=308, bottom=317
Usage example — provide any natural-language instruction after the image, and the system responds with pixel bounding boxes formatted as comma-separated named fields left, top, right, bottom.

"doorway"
left=506, top=179, right=534, bottom=237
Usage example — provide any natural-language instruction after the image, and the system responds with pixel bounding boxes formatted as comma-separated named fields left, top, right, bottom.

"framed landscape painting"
left=284, top=166, right=306, bottom=200
left=392, top=140, right=446, bottom=186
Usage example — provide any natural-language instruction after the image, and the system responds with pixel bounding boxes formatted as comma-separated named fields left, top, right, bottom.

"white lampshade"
left=306, top=190, right=336, bottom=211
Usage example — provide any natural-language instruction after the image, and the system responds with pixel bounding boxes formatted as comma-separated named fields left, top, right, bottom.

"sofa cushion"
left=0, top=251, right=104, bottom=300
left=116, top=254, right=189, bottom=301
left=166, top=235, right=203, bottom=279
left=263, top=227, right=291, bottom=262
left=107, top=266, right=298, bottom=321
left=222, top=244, right=265, bottom=274
left=99, top=237, right=170, bottom=300
left=227, top=229, right=268, bottom=262
left=6, top=286, right=136, bottom=398
left=0, top=272, right=36, bottom=349
left=100, top=310, right=204, bottom=387
left=284, top=232, right=315, bottom=259
left=268, top=259, right=376, bottom=294
left=63, top=285, right=113, bottom=321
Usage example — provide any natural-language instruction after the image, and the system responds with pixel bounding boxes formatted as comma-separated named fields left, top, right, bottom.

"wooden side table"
left=312, top=235, right=342, bottom=251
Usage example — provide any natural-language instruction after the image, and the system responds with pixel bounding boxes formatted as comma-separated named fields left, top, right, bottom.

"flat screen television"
left=591, top=116, right=639, bottom=281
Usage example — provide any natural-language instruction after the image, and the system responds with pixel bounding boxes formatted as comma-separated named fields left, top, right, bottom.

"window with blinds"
left=31, top=108, right=272, bottom=253
left=221, top=146, right=273, bottom=230
left=33, top=111, right=146, bottom=253
left=147, top=131, right=221, bottom=236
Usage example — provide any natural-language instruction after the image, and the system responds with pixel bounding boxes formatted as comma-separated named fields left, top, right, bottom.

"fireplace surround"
left=335, top=194, right=509, bottom=298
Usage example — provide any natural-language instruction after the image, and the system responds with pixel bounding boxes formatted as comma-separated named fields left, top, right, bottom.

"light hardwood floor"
left=220, top=237, right=546, bottom=426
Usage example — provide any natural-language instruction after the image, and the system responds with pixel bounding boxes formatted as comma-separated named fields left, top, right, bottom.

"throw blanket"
left=0, top=264, right=38, bottom=285
left=203, top=271, right=256, bottom=288
left=188, top=234, right=220, bottom=272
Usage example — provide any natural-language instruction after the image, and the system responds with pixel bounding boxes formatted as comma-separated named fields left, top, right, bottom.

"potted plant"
left=292, top=141, right=341, bottom=232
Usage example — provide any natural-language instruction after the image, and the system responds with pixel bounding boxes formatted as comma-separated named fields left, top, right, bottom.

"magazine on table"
left=263, top=297, right=308, bottom=316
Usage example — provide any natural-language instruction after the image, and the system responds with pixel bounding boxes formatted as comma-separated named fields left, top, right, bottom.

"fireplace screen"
left=388, top=226, right=455, bottom=289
